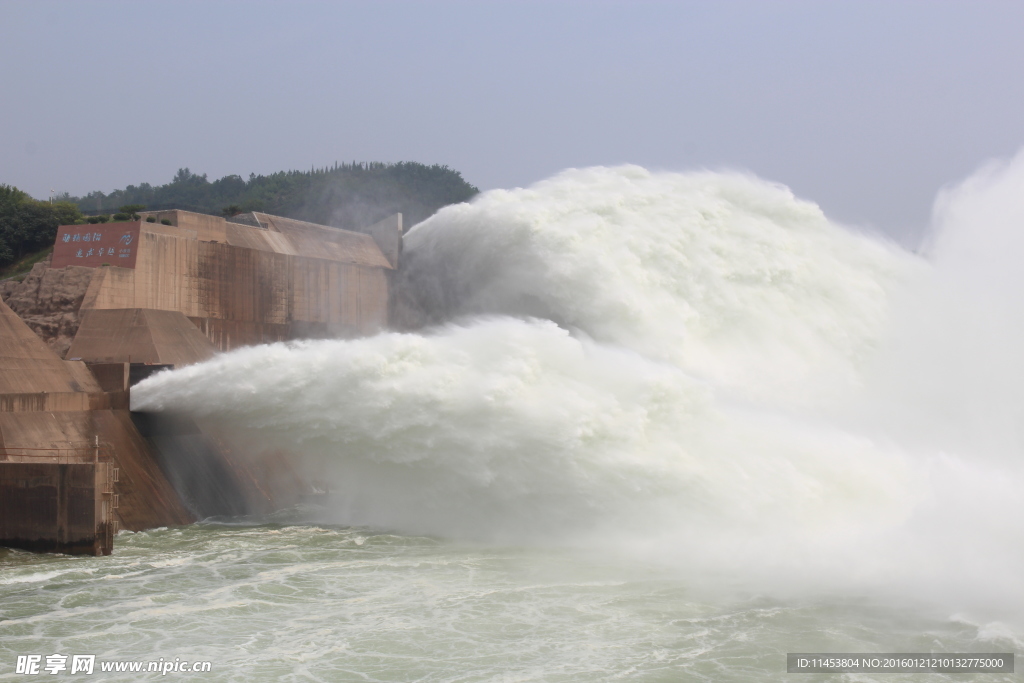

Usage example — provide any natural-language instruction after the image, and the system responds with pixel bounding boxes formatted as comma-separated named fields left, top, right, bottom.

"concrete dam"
left=0, top=209, right=402, bottom=555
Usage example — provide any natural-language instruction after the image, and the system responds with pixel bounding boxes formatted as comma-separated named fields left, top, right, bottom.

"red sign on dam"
left=51, top=221, right=141, bottom=269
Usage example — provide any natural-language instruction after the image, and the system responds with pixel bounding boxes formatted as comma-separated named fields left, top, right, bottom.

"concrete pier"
left=0, top=455, right=116, bottom=555
left=0, top=298, right=193, bottom=555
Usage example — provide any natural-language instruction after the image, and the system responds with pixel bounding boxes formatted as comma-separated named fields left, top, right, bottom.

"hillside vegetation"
left=72, top=162, right=479, bottom=233
left=0, top=185, right=84, bottom=272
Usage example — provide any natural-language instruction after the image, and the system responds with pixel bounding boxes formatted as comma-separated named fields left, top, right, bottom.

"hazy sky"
left=3, top=0, right=1023, bottom=246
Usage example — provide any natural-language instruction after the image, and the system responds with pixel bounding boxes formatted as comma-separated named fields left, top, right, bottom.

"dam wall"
left=66, top=221, right=392, bottom=351
left=3, top=209, right=401, bottom=356
left=1, top=209, right=402, bottom=554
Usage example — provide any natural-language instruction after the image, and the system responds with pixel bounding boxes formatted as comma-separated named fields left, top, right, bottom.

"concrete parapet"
left=139, top=210, right=227, bottom=243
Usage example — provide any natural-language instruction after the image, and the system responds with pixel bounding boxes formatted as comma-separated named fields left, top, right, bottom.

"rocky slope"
left=1, top=257, right=96, bottom=357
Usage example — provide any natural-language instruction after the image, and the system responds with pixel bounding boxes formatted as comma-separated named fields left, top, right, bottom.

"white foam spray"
left=399, top=166, right=915, bottom=407
left=133, top=162, right=1024, bottom=616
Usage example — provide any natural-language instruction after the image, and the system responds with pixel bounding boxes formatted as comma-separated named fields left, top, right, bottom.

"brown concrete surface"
left=0, top=461, right=115, bottom=555
left=92, top=409, right=194, bottom=530
left=252, top=212, right=395, bottom=268
left=187, top=317, right=292, bottom=349
left=130, top=412, right=305, bottom=520
left=0, top=409, right=197, bottom=547
left=67, top=308, right=217, bottom=366
left=0, top=410, right=195, bottom=538
left=85, top=362, right=129, bottom=392
left=141, top=210, right=227, bottom=243
left=141, top=209, right=395, bottom=269
left=0, top=298, right=195, bottom=554
left=0, top=391, right=128, bottom=412
left=75, top=211, right=396, bottom=351
left=0, top=298, right=102, bottom=394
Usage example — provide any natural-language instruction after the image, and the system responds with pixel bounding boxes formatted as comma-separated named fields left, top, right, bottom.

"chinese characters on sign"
left=50, top=222, right=142, bottom=269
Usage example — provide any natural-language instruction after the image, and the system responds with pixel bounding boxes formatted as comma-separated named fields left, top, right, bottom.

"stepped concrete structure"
left=67, top=308, right=217, bottom=366
left=0, top=298, right=193, bottom=555
left=1, top=210, right=402, bottom=554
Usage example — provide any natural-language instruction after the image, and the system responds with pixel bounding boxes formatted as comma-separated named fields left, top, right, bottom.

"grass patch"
left=0, top=246, right=53, bottom=281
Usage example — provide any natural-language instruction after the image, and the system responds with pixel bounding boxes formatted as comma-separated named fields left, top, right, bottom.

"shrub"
left=146, top=216, right=156, bottom=222
left=119, top=204, right=145, bottom=221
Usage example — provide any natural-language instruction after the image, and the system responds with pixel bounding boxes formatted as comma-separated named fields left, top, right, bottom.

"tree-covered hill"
left=0, top=185, right=83, bottom=270
left=72, top=162, right=479, bottom=232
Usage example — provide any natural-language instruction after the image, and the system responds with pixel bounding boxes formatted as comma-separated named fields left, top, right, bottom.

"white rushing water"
left=6, top=159, right=1023, bottom=681
left=132, top=161, right=1024, bottom=607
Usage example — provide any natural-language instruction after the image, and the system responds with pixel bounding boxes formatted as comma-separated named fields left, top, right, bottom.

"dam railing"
left=0, top=444, right=113, bottom=464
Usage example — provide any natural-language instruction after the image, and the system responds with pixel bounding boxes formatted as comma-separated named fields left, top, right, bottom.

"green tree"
left=70, top=162, right=479, bottom=231
left=118, top=204, right=146, bottom=220
left=0, top=185, right=84, bottom=268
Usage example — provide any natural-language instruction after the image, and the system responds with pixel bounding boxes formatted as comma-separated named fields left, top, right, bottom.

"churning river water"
left=0, top=518, right=1018, bottom=682
left=4, top=159, right=1024, bottom=681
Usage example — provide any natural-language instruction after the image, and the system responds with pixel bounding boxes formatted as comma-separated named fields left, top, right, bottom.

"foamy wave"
left=401, top=166, right=919, bottom=404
